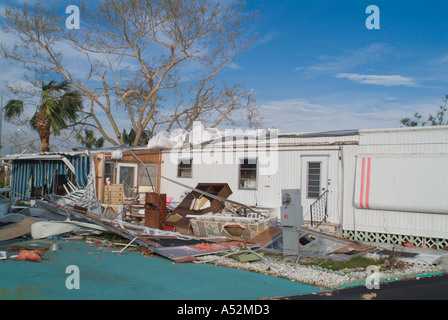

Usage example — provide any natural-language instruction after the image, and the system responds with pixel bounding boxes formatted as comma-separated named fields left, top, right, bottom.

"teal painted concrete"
left=0, top=240, right=322, bottom=300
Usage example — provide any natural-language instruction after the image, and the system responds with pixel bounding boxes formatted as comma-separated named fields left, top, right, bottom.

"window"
left=307, top=162, right=321, bottom=198
left=139, top=164, right=158, bottom=192
left=104, top=162, right=115, bottom=184
left=239, top=158, right=257, bottom=190
left=177, top=159, right=192, bottom=178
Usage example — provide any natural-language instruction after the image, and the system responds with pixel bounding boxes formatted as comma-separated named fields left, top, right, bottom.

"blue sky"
left=1, top=0, right=448, bottom=152
left=222, top=0, right=448, bottom=132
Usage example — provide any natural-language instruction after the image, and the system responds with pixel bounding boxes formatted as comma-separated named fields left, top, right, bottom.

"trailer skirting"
left=343, top=229, right=448, bottom=250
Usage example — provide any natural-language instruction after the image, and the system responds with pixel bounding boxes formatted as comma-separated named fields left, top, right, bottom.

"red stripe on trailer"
left=360, top=157, right=366, bottom=209
left=365, top=158, right=371, bottom=209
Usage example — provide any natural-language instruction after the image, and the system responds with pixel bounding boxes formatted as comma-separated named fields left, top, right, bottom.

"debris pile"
left=0, top=180, right=276, bottom=264
left=0, top=161, right=445, bottom=291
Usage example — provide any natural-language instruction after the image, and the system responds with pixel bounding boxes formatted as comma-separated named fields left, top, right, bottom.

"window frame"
left=139, top=164, right=158, bottom=193
left=117, top=163, right=138, bottom=197
left=177, top=158, right=193, bottom=178
left=307, top=161, right=321, bottom=199
left=104, top=162, right=115, bottom=184
left=238, top=158, right=258, bottom=190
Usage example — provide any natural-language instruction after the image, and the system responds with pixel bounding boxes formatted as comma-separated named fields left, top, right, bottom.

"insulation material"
left=147, top=122, right=271, bottom=150
left=147, top=129, right=187, bottom=149
left=111, top=150, right=123, bottom=159
left=354, top=155, right=448, bottom=214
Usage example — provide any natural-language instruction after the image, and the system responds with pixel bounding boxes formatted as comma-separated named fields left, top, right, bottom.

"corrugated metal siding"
left=10, top=155, right=90, bottom=201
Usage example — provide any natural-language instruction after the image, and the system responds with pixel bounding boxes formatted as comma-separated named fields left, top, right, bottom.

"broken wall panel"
left=9, top=154, right=90, bottom=201
left=260, top=227, right=375, bottom=261
left=91, top=148, right=162, bottom=203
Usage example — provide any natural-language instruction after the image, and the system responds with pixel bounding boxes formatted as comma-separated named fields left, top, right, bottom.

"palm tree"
left=4, top=80, right=83, bottom=152
left=76, top=129, right=105, bottom=149
left=122, top=128, right=151, bottom=146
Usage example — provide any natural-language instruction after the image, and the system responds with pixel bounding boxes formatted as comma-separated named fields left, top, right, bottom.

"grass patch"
left=102, top=233, right=129, bottom=243
left=300, top=255, right=386, bottom=271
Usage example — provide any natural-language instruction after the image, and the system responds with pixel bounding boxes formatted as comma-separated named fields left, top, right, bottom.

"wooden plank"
left=145, top=210, right=160, bottom=229
left=250, top=227, right=283, bottom=247
left=93, top=153, right=104, bottom=202
left=0, top=217, right=37, bottom=241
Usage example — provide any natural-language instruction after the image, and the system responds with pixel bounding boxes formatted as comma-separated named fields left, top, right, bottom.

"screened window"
left=139, top=164, right=158, bottom=192
left=239, top=158, right=257, bottom=190
left=177, top=159, right=192, bottom=178
left=307, top=162, right=321, bottom=198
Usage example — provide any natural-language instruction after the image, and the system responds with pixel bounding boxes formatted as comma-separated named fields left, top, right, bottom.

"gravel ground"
left=195, top=252, right=444, bottom=289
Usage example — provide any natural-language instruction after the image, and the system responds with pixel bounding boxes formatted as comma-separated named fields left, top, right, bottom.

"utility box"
left=281, top=189, right=303, bottom=258
left=281, top=189, right=303, bottom=227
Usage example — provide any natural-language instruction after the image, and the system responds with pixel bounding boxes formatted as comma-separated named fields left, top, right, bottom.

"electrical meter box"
left=281, top=189, right=303, bottom=228
left=281, top=189, right=303, bottom=258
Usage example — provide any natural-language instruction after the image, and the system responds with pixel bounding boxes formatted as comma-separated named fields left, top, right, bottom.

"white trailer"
left=342, top=126, right=448, bottom=249
left=159, top=125, right=448, bottom=249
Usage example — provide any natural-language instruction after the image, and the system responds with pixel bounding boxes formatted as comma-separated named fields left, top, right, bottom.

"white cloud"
left=260, top=98, right=328, bottom=114
left=257, top=31, right=281, bottom=45
left=305, top=43, right=393, bottom=73
left=257, top=97, right=441, bottom=134
left=258, top=99, right=334, bottom=133
left=438, top=54, right=448, bottom=63
left=336, top=73, right=419, bottom=87
left=227, top=62, right=244, bottom=70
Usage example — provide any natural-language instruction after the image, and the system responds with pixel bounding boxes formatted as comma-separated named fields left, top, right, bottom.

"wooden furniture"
left=164, top=183, right=233, bottom=234
left=103, top=184, right=124, bottom=205
left=145, top=192, right=166, bottom=230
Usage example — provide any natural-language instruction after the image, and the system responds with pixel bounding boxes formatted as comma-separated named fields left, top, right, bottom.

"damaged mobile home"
left=156, top=124, right=448, bottom=250
left=1, top=124, right=448, bottom=261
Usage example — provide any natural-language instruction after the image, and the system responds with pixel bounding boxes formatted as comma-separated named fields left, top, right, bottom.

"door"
left=117, top=163, right=138, bottom=198
left=301, top=156, right=329, bottom=221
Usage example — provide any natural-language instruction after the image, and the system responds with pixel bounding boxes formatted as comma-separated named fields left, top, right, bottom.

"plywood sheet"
left=0, top=217, right=36, bottom=241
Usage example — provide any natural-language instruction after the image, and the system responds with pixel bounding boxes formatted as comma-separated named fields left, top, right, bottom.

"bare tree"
left=1, top=0, right=260, bottom=147
left=4, top=130, right=40, bottom=154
